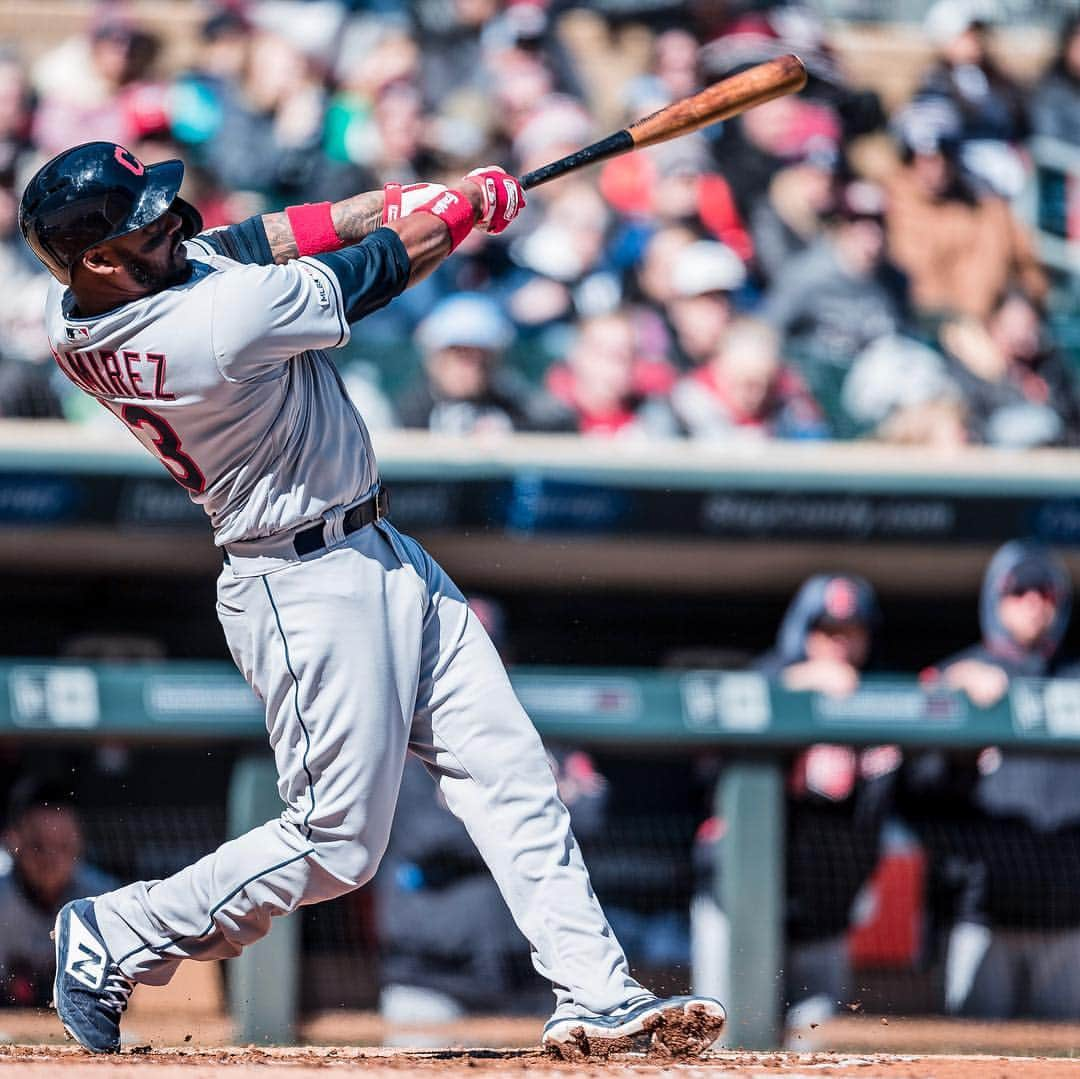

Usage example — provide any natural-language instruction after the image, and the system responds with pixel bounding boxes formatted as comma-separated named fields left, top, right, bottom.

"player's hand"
left=462, top=166, right=526, bottom=234
left=943, top=659, right=1009, bottom=708
left=782, top=658, right=860, bottom=698
left=382, top=182, right=448, bottom=225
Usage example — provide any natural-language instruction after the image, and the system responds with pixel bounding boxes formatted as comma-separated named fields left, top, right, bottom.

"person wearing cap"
left=901, top=541, right=1080, bottom=1019
left=31, top=12, right=166, bottom=158
left=885, top=99, right=1046, bottom=321
left=841, top=334, right=969, bottom=447
left=1031, top=14, right=1080, bottom=148
left=938, top=289, right=1080, bottom=449
left=760, top=180, right=908, bottom=369
left=749, top=139, right=839, bottom=287
left=917, top=0, right=1027, bottom=151
left=693, top=574, right=899, bottom=1038
left=544, top=309, right=678, bottom=437
left=0, top=777, right=115, bottom=1007
left=663, top=240, right=746, bottom=369
left=398, top=293, right=573, bottom=435
left=669, top=316, right=828, bottom=442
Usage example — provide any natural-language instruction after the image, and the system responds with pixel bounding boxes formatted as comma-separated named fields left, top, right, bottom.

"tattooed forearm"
left=263, top=212, right=299, bottom=263
left=263, top=191, right=386, bottom=265
left=330, top=191, right=385, bottom=246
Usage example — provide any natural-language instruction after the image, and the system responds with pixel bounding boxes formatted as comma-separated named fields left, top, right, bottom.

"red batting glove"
left=463, top=166, right=526, bottom=234
left=382, top=182, right=449, bottom=225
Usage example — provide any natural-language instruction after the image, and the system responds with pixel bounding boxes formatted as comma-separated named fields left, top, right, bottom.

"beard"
left=122, top=249, right=190, bottom=291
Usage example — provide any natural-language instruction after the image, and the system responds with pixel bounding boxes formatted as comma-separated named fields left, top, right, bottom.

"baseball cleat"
left=542, top=994, right=726, bottom=1060
left=52, top=898, right=134, bottom=1053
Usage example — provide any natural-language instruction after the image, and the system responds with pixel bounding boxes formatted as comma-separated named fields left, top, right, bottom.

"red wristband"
left=382, top=183, right=402, bottom=224
left=415, top=188, right=475, bottom=253
left=285, top=201, right=343, bottom=256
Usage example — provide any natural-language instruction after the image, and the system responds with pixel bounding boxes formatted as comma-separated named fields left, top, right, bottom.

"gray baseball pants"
left=94, top=520, right=643, bottom=1019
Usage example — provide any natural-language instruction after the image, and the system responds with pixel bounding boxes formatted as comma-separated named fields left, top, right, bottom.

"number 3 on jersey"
left=121, top=404, right=206, bottom=494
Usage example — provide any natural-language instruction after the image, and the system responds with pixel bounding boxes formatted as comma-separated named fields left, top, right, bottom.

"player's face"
left=998, top=587, right=1057, bottom=649
left=7, top=807, right=81, bottom=904
left=99, top=211, right=189, bottom=293
left=805, top=622, right=869, bottom=668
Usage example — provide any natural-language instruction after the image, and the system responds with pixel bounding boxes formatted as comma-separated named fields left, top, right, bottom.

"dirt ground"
left=1, top=1044, right=1079, bottom=1079
left=0, top=1012, right=1077, bottom=1078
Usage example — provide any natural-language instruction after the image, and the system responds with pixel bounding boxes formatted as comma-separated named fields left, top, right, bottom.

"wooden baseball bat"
left=520, top=54, right=807, bottom=190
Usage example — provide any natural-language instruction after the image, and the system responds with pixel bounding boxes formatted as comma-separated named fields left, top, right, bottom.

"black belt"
left=293, top=487, right=390, bottom=557
left=223, top=487, right=390, bottom=564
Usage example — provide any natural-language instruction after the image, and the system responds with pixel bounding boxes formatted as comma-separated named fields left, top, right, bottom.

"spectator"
left=545, top=310, right=678, bottom=437
left=761, top=180, right=907, bottom=368
left=917, top=0, right=1027, bottom=196
left=939, top=290, right=1080, bottom=448
left=600, top=138, right=751, bottom=262
left=0, top=276, right=64, bottom=420
left=842, top=335, right=969, bottom=448
left=664, top=240, right=746, bottom=369
left=749, top=140, right=839, bottom=286
left=618, top=224, right=696, bottom=365
left=903, top=541, right=1080, bottom=1019
left=670, top=317, right=828, bottom=442
left=32, top=12, right=167, bottom=157
left=506, top=181, right=621, bottom=332
left=694, top=575, right=899, bottom=1036
left=1030, top=14, right=1080, bottom=147
left=886, top=101, right=1047, bottom=321
left=398, top=294, right=572, bottom=435
left=0, top=49, right=33, bottom=184
left=0, top=777, right=114, bottom=1007
left=191, top=5, right=359, bottom=206
left=170, top=8, right=253, bottom=144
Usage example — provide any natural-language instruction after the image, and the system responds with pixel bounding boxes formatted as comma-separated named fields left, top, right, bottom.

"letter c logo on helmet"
left=114, top=146, right=145, bottom=176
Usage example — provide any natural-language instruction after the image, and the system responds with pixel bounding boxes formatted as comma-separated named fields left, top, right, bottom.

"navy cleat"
left=542, top=993, right=726, bottom=1060
left=52, top=898, right=134, bottom=1053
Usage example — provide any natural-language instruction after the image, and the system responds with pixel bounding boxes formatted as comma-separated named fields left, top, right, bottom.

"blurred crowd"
left=0, top=0, right=1078, bottom=447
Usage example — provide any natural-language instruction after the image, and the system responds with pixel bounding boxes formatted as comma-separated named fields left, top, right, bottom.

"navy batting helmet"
left=19, top=141, right=203, bottom=285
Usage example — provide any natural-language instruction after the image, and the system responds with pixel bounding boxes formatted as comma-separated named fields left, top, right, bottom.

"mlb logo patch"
left=65, top=326, right=91, bottom=342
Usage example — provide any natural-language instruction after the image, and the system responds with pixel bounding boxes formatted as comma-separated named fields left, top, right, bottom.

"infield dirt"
left=1, top=1045, right=1079, bottom=1078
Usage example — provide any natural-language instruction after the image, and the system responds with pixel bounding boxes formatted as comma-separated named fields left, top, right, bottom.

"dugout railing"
left=4, top=659, right=1080, bottom=1048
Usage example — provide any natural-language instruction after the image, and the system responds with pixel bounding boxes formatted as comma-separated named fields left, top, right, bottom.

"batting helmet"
left=19, top=141, right=203, bottom=285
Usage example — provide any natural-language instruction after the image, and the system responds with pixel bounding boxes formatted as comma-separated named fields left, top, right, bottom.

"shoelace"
left=100, top=970, right=135, bottom=1016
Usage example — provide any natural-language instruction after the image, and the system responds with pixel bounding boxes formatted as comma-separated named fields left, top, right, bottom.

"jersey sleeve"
left=210, top=258, right=351, bottom=380
left=309, top=228, right=410, bottom=323
left=187, top=216, right=273, bottom=265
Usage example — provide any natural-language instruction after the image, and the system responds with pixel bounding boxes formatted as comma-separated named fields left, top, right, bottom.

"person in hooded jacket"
left=693, top=575, right=899, bottom=1034
left=902, top=541, right=1080, bottom=1019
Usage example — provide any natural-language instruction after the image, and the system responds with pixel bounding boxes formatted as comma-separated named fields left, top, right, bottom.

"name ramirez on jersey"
left=43, top=222, right=409, bottom=548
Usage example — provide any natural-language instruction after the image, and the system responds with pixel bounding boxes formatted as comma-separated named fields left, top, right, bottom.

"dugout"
left=2, top=425, right=1080, bottom=1046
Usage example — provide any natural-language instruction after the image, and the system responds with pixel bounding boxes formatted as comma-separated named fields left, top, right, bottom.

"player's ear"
left=80, top=244, right=122, bottom=277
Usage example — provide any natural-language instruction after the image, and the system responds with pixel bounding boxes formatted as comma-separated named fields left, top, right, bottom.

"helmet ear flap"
left=170, top=196, right=203, bottom=241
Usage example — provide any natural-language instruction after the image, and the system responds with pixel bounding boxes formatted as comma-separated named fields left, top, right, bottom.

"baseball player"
left=20, top=142, right=726, bottom=1058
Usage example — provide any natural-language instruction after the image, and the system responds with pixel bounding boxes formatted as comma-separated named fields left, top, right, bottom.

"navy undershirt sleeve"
left=192, top=215, right=274, bottom=265
left=310, top=228, right=411, bottom=324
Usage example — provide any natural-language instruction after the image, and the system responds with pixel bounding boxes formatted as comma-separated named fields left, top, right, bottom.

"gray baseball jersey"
left=48, top=219, right=645, bottom=1023
left=45, top=239, right=377, bottom=546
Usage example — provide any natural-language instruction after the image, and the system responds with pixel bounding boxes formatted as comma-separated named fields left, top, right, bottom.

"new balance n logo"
left=64, top=910, right=107, bottom=989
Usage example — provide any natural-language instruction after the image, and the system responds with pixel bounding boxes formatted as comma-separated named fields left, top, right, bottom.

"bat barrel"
left=627, top=54, right=807, bottom=150
left=519, top=54, right=807, bottom=191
